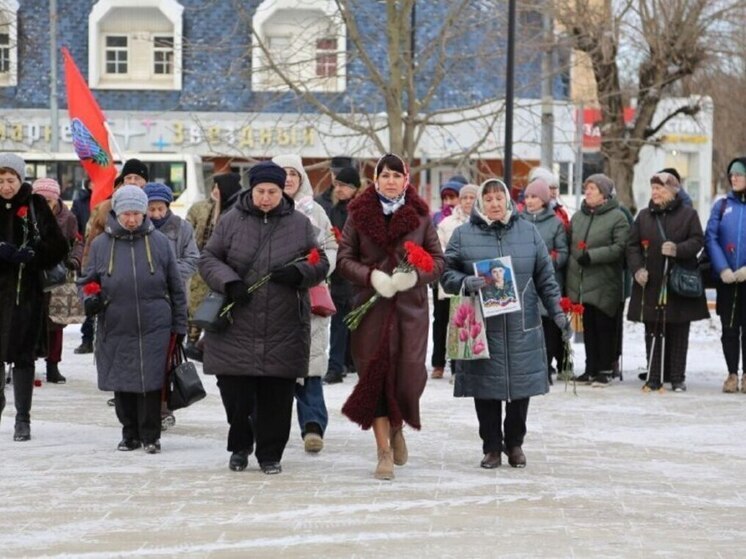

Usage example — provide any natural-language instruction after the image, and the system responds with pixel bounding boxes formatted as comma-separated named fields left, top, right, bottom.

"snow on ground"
left=2, top=316, right=746, bottom=558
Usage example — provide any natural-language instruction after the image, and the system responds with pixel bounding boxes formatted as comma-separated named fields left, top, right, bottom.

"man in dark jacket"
left=71, top=179, right=94, bottom=354
left=322, top=166, right=360, bottom=384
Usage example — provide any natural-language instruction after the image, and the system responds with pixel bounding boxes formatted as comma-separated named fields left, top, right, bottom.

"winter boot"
left=74, top=340, right=93, bottom=354
left=723, top=373, right=739, bottom=393
left=592, top=371, right=612, bottom=387
left=374, top=448, right=394, bottom=480
left=46, top=362, right=66, bottom=384
left=390, top=426, right=408, bottom=466
left=13, top=366, right=34, bottom=441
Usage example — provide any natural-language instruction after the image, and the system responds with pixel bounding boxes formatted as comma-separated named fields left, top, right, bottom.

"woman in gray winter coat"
left=520, top=177, right=569, bottom=384
left=144, top=181, right=200, bottom=429
left=442, top=178, right=570, bottom=470
left=80, top=185, right=188, bottom=454
left=198, top=161, right=329, bottom=475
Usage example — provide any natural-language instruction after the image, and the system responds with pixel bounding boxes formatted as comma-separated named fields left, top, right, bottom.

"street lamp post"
left=503, top=0, right=516, bottom=189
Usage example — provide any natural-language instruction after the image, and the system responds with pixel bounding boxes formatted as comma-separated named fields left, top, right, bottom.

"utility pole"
left=50, top=0, right=59, bottom=153
left=540, top=7, right=554, bottom=168
left=503, top=0, right=516, bottom=188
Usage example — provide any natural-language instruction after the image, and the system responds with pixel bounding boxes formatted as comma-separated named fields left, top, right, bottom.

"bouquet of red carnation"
left=220, top=248, right=322, bottom=318
left=344, top=241, right=434, bottom=331
left=558, top=296, right=585, bottom=392
left=82, top=281, right=105, bottom=317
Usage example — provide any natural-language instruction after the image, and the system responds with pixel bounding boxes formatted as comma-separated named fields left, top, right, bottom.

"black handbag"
left=167, top=346, right=206, bottom=411
left=669, top=263, right=704, bottom=298
left=43, top=261, right=68, bottom=292
left=191, top=291, right=232, bottom=332
left=655, top=217, right=703, bottom=298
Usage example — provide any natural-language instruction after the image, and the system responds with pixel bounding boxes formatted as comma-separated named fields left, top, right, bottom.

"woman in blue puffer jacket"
left=705, top=156, right=746, bottom=393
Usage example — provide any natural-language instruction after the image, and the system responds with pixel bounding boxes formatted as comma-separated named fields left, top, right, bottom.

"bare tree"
left=554, top=0, right=744, bottom=211
left=238, top=0, right=553, bottom=175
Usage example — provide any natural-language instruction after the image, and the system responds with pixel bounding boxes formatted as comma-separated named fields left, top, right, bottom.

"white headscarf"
left=474, top=178, right=513, bottom=226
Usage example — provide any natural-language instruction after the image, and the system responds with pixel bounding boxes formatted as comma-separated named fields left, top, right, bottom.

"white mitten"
left=391, top=270, right=418, bottom=292
left=634, top=268, right=649, bottom=287
left=371, top=269, right=397, bottom=298
left=734, top=266, right=746, bottom=283
left=721, top=268, right=737, bottom=284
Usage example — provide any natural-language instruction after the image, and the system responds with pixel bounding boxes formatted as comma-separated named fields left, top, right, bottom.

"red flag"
left=62, top=47, right=117, bottom=209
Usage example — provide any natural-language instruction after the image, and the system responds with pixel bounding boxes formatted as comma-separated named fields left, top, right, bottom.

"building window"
left=315, top=37, right=337, bottom=78
left=89, top=0, right=183, bottom=90
left=252, top=0, right=346, bottom=93
left=0, top=0, right=18, bottom=87
left=105, top=36, right=128, bottom=74
left=153, top=36, right=174, bottom=75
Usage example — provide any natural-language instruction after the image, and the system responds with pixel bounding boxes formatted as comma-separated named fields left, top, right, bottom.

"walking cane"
left=658, top=256, right=671, bottom=391
left=645, top=257, right=669, bottom=389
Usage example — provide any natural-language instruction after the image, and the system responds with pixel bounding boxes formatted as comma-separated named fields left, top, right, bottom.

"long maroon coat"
left=337, top=185, right=444, bottom=430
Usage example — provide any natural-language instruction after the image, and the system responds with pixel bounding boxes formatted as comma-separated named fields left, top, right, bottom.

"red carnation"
left=560, top=296, right=572, bottom=314
left=550, top=249, right=558, bottom=260
left=83, top=281, right=102, bottom=296
left=572, top=303, right=585, bottom=315
left=331, top=226, right=343, bottom=243
left=641, top=239, right=650, bottom=250
left=403, top=241, right=434, bottom=273
left=16, top=206, right=28, bottom=219
left=578, top=241, right=587, bottom=250
left=307, top=248, right=321, bottom=265
left=727, top=243, right=736, bottom=254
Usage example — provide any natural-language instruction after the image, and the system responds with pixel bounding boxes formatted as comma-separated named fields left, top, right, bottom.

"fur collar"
left=347, top=185, right=429, bottom=249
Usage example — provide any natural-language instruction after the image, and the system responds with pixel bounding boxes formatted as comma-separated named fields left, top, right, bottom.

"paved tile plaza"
left=1, top=320, right=745, bottom=558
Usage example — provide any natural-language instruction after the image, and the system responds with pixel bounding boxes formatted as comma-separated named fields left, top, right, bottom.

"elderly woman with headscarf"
left=185, top=173, right=242, bottom=360
left=627, top=172, right=708, bottom=392
left=272, top=154, right=338, bottom=454
left=336, top=153, right=444, bottom=481
left=199, top=161, right=329, bottom=475
left=441, top=178, right=569, bottom=469
left=566, top=174, right=630, bottom=387
left=79, top=185, right=188, bottom=454
left=32, top=177, right=84, bottom=385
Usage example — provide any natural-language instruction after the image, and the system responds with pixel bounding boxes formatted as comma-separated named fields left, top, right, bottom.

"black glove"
left=65, top=258, right=79, bottom=271
left=554, top=314, right=573, bottom=342
left=0, top=242, right=18, bottom=262
left=577, top=252, right=591, bottom=267
left=463, top=276, right=487, bottom=294
left=174, top=333, right=186, bottom=346
left=271, top=265, right=304, bottom=288
left=84, top=295, right=104, bottom=317
left=225, top=280, right=252, bottom=305
left=11, top=246, right=35, bottom=264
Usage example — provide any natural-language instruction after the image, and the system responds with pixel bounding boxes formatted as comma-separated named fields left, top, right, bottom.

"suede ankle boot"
left=374, top=448, right=394, bottom=480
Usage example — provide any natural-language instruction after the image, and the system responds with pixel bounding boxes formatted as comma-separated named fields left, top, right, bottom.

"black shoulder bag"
left=655, top=216, right=703, bottom=298
left=28, top=200, right=68, bottom=292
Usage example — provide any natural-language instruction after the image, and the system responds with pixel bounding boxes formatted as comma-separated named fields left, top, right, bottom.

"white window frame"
left=251, top=0, right=346, bottom=93
left=0, top=0, right=19, bottom=87
left=89, top=0, right=183, bottom=90
left=153, top=35, right=174, bottom=75
left=104, top=35, right=128, bottom=76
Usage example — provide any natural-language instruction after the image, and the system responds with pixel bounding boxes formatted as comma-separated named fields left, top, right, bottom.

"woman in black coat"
left=0, top=154, right=68, bottom=440
left=626, top=172, right=709, bottom=392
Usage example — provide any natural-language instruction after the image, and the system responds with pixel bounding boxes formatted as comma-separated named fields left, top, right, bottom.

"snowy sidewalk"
left=2, top=319, right=746, bottom=558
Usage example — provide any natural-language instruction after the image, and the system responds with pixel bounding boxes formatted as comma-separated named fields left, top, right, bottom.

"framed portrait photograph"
left=472, top=256, right=521, bottom=318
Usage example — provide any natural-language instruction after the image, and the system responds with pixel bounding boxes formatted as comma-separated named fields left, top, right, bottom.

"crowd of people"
left=1, top=150, right=744, bottom=480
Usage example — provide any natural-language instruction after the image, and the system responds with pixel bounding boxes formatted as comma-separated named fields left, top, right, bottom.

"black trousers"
left=114, top=390, right=161, bottom=444
left=474, top=397, right=530, bottom=454
left=216, top=375, right=295, bottom=464
left=644, top=321, right=689, bottom=384
left=431, top=284, right=450, bottom=369
left=582, top=304, right=619, bottom=374
left=721, top=320, right=746, bottom=376
left=542, top=317, right=564, bottom=372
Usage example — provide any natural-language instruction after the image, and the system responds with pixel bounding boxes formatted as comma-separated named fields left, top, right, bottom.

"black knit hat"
left=214, top=173, right=242, bottom=202
left=334, top=166, right=360, bottom=188
left=116, top=158, right=148, bottom=186
left=248, top=161, right=286, bottom=189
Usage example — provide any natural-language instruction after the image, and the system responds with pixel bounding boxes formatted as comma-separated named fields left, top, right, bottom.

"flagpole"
left=103, top=121, right=125, bottom=164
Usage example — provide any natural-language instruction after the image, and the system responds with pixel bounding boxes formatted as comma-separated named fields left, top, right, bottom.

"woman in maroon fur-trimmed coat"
left=337, top=153, right=444, bottom=480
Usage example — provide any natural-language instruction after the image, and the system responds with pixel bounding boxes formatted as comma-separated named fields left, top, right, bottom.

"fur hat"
left=112, top=184, right=148, bottom=216
left=524, top=178, right=551, bottom=205
left=143, top=182, right=174, bottom=205
left=32, top=177, right=61, bottom=201
left=116, top=159, right=148, bottom=186
left=650, top=172, right=680, bottom=194
left=0, top=153, right=26, bottom=180
left=584, top=173, right=615, bottom=199
left=249, top=161, right=286, bottom=189
left=335, top=166, right=361, bottom=188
